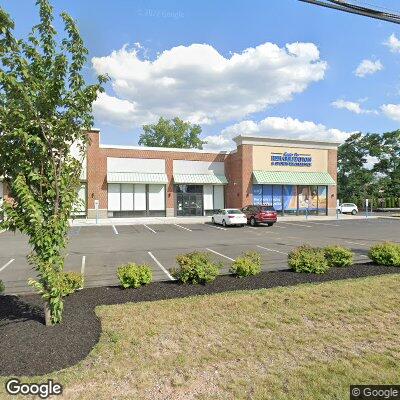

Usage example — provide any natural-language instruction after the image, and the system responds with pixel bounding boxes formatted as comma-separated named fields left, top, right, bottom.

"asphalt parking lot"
left=0, top=218, right=399, bottom=294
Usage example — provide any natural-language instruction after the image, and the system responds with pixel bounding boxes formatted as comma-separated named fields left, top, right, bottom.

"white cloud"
left=384, top=33, right=400, bottom=53
left=331, top=99, right=377, bottom=114
left=354, top=59, right=383, bottom=77
left=380, top=103, right=400, bottom=121
left=92, top=42, right=327, bottom=129
left=203, top=117, right=352, bottom=151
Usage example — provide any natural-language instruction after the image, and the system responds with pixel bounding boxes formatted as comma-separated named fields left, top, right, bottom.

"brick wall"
left=327, top=149, right=338, bottom=213
left=225, top=144, right=253, bottom=208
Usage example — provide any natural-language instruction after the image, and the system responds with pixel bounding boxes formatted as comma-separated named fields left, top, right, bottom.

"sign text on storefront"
left=271, top=152, right=312, bottom=167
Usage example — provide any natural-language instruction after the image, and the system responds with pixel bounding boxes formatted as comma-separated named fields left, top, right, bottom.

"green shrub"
left=0, top=280, right=4, bottom=294
left=230, top=251, right=262, bottom=277
left=324, top=246, right=353, bottom=268
left=171, top=252, right=221, bottom=284
left=60, top=272, right=84, bottom=295
left=368, top=242, right=400, bottom=267
left=288, top=245, right=329, bottom=274
left=117, top=263, right=153, bottom=288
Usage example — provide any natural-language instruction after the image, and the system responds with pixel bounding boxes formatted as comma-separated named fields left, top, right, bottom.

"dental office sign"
left=271, top=152, right=312, bottom=167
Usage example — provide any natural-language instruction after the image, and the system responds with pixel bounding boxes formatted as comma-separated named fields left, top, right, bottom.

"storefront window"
left=298, top=185, right=310, bottom=214
left=318, top=186, right=327, bottom=215
left=253, top=185, right=263, bottom=205
left=272, top=185, right=282, bottom=211
left=262, top=185, right=273, bottom=206
left=283, top=185, right=297, bottom=214
left=176, top=185, right=203, bottom=194
left=253, top=184, right=329, bottom=215
left=308, top=185, right=318, bottom=215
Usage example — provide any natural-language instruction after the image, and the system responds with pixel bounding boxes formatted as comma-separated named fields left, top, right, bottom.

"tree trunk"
left=44, top=301, right=52, bottom=326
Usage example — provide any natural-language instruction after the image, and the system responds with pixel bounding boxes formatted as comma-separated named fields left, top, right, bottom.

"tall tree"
left=139, top=117, right=206, bottom=149
left=368, top=130, right=400, bottom=198
left=0, top=0, right=107, bottom=324
left=337, top=132, right=375, bottom=204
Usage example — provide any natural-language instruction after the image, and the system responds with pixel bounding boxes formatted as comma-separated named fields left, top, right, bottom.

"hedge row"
left=114, top=242, right=400, bottom=288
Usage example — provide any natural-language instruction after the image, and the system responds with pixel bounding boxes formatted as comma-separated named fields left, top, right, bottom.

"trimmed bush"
left=60, top=272, right=84, bottom=295
left=117, top=263, right=153, bottom=288
left=288, top=245, right=329, bottom=274
left=324, top=246, right=353, bottom=268
left=171, top=252, right=221, bottom=284
left=0, top=280, right=4, bottom=294
left=230, top=251, right=262, bottom=277
left=368, top=242, right=400, bottom=267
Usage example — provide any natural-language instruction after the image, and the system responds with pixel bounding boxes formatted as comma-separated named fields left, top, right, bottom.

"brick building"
left=0, top=129, right=339, bottom=219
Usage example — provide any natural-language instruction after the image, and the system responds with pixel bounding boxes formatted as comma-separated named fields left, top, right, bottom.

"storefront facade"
left=1, top=129, right=334, bottom=219
left=224, top=135, right=338, bottom=216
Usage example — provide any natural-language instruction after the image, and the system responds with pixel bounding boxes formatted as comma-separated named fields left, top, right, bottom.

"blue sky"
left=3, top=0, right=400, bottom=148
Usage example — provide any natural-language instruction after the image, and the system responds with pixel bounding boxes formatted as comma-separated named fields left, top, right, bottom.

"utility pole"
left=298, top=0, right=400, bottom=24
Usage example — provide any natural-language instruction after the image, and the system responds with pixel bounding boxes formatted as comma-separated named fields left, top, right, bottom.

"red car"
left=241, top=205, right=278, bottom=227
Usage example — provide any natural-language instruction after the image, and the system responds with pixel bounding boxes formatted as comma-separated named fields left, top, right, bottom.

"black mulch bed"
left=1, top=262, right=399, bottom=377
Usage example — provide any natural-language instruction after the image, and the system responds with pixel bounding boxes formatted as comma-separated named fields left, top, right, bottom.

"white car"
left=212, top=209, right=247, bottom=227
left=337, top=203, right=358, bottom=215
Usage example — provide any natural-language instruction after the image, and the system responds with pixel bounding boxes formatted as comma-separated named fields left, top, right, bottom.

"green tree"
left=139, top=117, right=206, bottom=149
left=337, top=132, right=375, bottom=205
left=368, top=131, right=400, bottom=198
left=0, top=0, right=107, bottom=324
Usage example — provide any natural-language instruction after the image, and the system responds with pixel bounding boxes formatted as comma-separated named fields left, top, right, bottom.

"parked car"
left=337, top=203, right=358, bottom=215
left=241, top=205, right=278, bottom=226
left=211, top=209, right=247, bottom=227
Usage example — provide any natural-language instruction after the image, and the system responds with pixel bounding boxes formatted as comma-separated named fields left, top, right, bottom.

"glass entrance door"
left=176, top=185, right=204, bottom=216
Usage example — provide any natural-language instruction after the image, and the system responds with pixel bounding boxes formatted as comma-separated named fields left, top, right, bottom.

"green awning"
left=174, top=174, right=228, bottom=184
left=253, top=170, right=336, bottom=186
left=107, top=172, right=168, bottom=184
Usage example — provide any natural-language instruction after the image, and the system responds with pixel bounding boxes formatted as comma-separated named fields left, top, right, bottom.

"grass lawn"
left=1, top=274, right=400, bottom=400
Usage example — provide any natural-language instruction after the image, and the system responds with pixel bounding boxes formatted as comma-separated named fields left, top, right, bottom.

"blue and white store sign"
left=271, top=152, right=312, bottom=167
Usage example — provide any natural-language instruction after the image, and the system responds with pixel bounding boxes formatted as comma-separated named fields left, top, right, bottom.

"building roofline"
left=233, top=135, right=341, bottom=149
left=99, top=143, right=228, bottom=155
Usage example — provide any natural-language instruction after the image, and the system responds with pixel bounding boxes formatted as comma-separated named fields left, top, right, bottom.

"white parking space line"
left=0, top=258, right=15, bottom=273
left=274, top=225, right=287, bottom=229
left=174, top=224, right=192, bottom=232
left=257, top=245, right=288, bottom=255
left=206, top=248, right=235, bottom=261
left=207, top=224, right=227, bottom=231
left=148, top=251, right=175, bottom=280
left=246, top=226, right=258, bottom=230
left=81, top=256, right=86, bottom=275
left=345, top=240, right=369, bottom=247
left=143, top=224, right=157, bottom=234
left=112, top=225, right=119, bottom=235
left=279, top=222, right=312, bottom=228
left=307, top=222, right=340, bottom=227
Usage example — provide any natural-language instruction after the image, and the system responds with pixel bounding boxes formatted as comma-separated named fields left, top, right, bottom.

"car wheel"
left=222, top=219, right=227, bottom=227
left=250, top=217, right=256, bottom=227
left=352, top=210, right=357, bottom=215
left=211, top=217, right=215, bottom=224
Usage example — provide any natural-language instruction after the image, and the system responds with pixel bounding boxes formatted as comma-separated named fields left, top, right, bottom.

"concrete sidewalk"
left=69, top=213, right=380, bottom=226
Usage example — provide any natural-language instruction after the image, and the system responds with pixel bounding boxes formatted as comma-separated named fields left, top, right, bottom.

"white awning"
left=107, top=172, right=168, bottom=184
left=173, top=174, right=228, bottom=184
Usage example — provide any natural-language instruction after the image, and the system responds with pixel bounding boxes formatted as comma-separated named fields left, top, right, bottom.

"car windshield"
left=260, top=206, right=275, bottom=211
left=227, top=209, right=242, bottom=214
